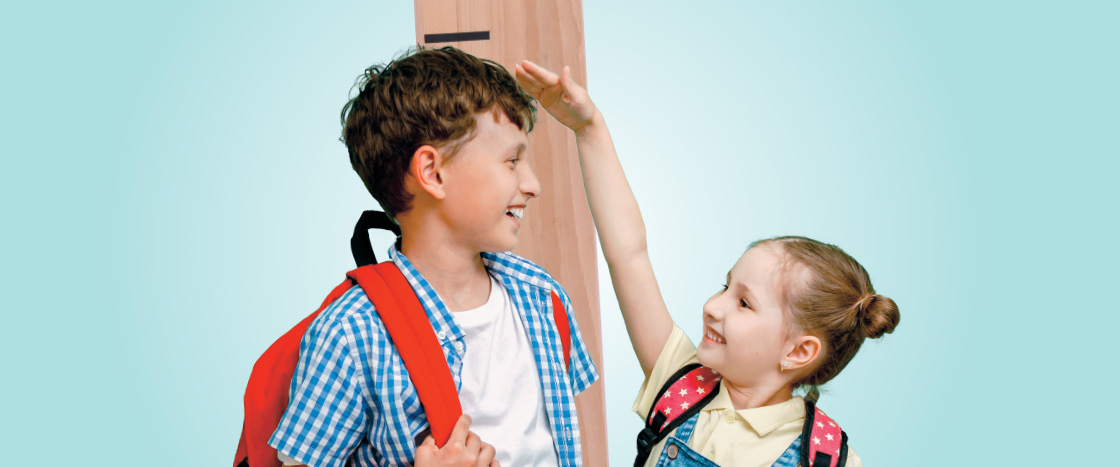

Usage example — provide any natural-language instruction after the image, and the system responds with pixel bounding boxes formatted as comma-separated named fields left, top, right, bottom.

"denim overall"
left=651, top=412, right=803, bottom=467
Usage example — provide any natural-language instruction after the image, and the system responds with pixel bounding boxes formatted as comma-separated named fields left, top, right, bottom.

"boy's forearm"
left=573, top=113, right=648, bottom=263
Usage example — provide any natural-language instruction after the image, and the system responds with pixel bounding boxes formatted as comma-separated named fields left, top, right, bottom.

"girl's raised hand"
left=515, top=60, right=597, bottom=132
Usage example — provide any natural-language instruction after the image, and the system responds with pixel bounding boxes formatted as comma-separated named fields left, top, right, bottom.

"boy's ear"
left=409, top=144, right=446, bottom=200
left=784, top=334, right=822, bottom=372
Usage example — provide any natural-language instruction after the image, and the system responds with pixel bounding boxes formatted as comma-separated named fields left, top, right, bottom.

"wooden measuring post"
left=414, top=1, right=606, bottom=465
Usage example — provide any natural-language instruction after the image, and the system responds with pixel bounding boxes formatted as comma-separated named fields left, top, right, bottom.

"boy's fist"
left=413, top=414, right=500, bottom=467
left=515, top=60, right=598, bottom=132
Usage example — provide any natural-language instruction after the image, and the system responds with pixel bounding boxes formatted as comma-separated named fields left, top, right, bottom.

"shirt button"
left=436, top=330, right=447, bottom=340
left=724, top=412, right=736, bottom=424
left=666, top=444, right=679, bottom=459
left=454, top=341, right=464, bottom=352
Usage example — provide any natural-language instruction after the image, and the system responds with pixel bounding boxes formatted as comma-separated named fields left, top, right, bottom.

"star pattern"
left=648, top=366, right=721, bottom=430
left=647, top=366, right=847, bottom=467
left=807, top=406, right=844, bottom=467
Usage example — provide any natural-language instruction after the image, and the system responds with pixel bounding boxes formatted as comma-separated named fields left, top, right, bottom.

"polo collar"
left=703, top=386, right=806, bottom=437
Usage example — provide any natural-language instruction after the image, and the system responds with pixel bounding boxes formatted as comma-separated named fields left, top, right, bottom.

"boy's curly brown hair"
left=340, top=46, right=537, bottom=218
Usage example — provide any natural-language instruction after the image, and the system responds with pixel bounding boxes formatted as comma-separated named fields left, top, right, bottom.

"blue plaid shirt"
left=269, top=246, right=599, bottom=467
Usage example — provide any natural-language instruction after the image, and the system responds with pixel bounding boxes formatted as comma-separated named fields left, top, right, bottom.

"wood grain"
left=414, top=1, right=607, bottom=465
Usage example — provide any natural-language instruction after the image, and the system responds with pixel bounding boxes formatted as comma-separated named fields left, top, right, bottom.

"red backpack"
left=233, top=211, right=572, bottom=467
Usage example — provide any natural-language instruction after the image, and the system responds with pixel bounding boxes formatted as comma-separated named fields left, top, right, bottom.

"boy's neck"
left=399, top=230, right=492, bottom=312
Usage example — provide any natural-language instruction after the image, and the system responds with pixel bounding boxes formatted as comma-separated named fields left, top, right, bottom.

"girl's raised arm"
left=515, top=61, right=673, bottom=375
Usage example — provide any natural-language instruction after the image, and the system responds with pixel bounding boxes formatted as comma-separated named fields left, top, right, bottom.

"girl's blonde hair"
left=754, top=236, right=900, bottom=398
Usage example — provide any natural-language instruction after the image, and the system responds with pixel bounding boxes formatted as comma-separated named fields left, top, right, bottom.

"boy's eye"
left=739, top=299, right=751, bottom=309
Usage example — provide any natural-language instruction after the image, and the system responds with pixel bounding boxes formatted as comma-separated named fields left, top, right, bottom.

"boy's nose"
left=521, top=164, right=541, bottom=198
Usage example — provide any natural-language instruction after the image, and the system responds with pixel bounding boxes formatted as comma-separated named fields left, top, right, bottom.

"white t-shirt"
left=450, top=274, right=559, bottom=466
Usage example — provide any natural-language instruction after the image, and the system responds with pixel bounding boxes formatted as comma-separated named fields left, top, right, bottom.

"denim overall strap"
left=651, top=413, right=720, bottom=467
left=635, top=365, right=721, bottom=467
left=770, top=435, right=802, bottom=467
left=675, top=412, right=700, bottom=443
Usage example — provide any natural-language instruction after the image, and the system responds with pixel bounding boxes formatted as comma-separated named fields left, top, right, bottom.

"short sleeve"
left=846, top=447, right=863, bottom=467
left=269, top=316, right=370, bottom=467
left=553, top=283, right=600, bottom=394
left=632, top=325, right=698, bottom=418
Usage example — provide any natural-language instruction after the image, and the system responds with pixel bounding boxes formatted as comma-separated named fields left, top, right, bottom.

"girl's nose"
left=702, top=296, right=722, bottom=321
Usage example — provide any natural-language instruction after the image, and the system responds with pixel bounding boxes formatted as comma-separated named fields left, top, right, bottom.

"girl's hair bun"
left=858, top=294, right=900, bottom=339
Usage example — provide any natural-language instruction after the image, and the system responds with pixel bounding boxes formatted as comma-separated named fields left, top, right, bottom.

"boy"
left=268, top=47, right=599, bottom=467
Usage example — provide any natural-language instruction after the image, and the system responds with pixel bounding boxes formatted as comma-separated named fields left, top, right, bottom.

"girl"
left=515, top=61, right=899, bottom=467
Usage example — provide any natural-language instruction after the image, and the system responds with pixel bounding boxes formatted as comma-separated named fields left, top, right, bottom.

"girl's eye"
left=508, top=158, right=520, bottom=166
left=739, top=299, right=751, bottom=309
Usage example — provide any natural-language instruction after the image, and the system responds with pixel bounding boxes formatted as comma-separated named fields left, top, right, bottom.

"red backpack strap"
left=550, top=290, right=570, bottom=372
left=801, top=400, right=849, bottom=467
left=634, top=364, right=721, bottom=467
left=234, top=278, right=355, bottom=467
left=348, top=262, right=463, bottom=448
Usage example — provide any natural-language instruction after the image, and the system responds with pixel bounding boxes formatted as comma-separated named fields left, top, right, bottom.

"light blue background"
left=3, top=1, right=1116, bottom=465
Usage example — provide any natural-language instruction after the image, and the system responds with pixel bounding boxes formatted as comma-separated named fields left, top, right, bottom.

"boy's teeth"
left=508, top=207, right=524, bottom=219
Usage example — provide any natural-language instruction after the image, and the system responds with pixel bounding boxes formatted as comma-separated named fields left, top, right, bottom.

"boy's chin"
left=479, top=236, right=519, bottom=253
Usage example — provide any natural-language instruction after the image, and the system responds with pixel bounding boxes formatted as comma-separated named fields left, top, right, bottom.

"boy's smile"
left=506, top=205, right=526, bottom=227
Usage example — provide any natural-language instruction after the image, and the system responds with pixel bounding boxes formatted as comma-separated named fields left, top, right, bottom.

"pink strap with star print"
left=647, top=365, right=721, bottom=430
left=634, top=364, right=722, bottom=466
left=802, top=401, right=848, bottom=467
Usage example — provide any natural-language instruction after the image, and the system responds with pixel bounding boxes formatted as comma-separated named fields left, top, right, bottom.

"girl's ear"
left=409, top=145, right=446, bottom=200
left=783, top=334, right=822, bottom=372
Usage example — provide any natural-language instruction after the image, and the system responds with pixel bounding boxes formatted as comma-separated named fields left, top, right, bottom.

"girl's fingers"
left=521, top=60, right=560, bottom=85
left=515, top=65, right=547, bottom=93
left=558, top=66, right=590, bottom=106
left=559, top=66, right=580, bottom=96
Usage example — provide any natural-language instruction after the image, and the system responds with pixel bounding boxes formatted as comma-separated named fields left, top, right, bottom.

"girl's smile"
left=696, top=245, right=796, bottom=389
left=703, top=325, right=726, bottom=344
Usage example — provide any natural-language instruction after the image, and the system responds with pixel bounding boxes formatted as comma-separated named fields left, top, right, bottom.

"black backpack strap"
left=351, top=210, right=401, bottom=267
left=634, top=364, right=721, bottom=467
left=800, top=399, right=849, bottom=467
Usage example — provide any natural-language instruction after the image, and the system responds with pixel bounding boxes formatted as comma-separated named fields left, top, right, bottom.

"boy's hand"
left=515, top=60, right=598, bottom=133
left=413, top=414, right=500, bottom=467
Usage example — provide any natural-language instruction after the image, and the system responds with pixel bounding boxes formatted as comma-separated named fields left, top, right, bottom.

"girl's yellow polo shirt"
left=632, top=326, right=863, bottom=467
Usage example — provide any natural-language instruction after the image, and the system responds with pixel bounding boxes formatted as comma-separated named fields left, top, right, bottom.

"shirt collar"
left=386, top=246, right=555, bottom=342
left=388, top=244, right=464, bottom=342
left=703, top=385, right=806, bottom=437
left=480, top=250, right=554, bottom=291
